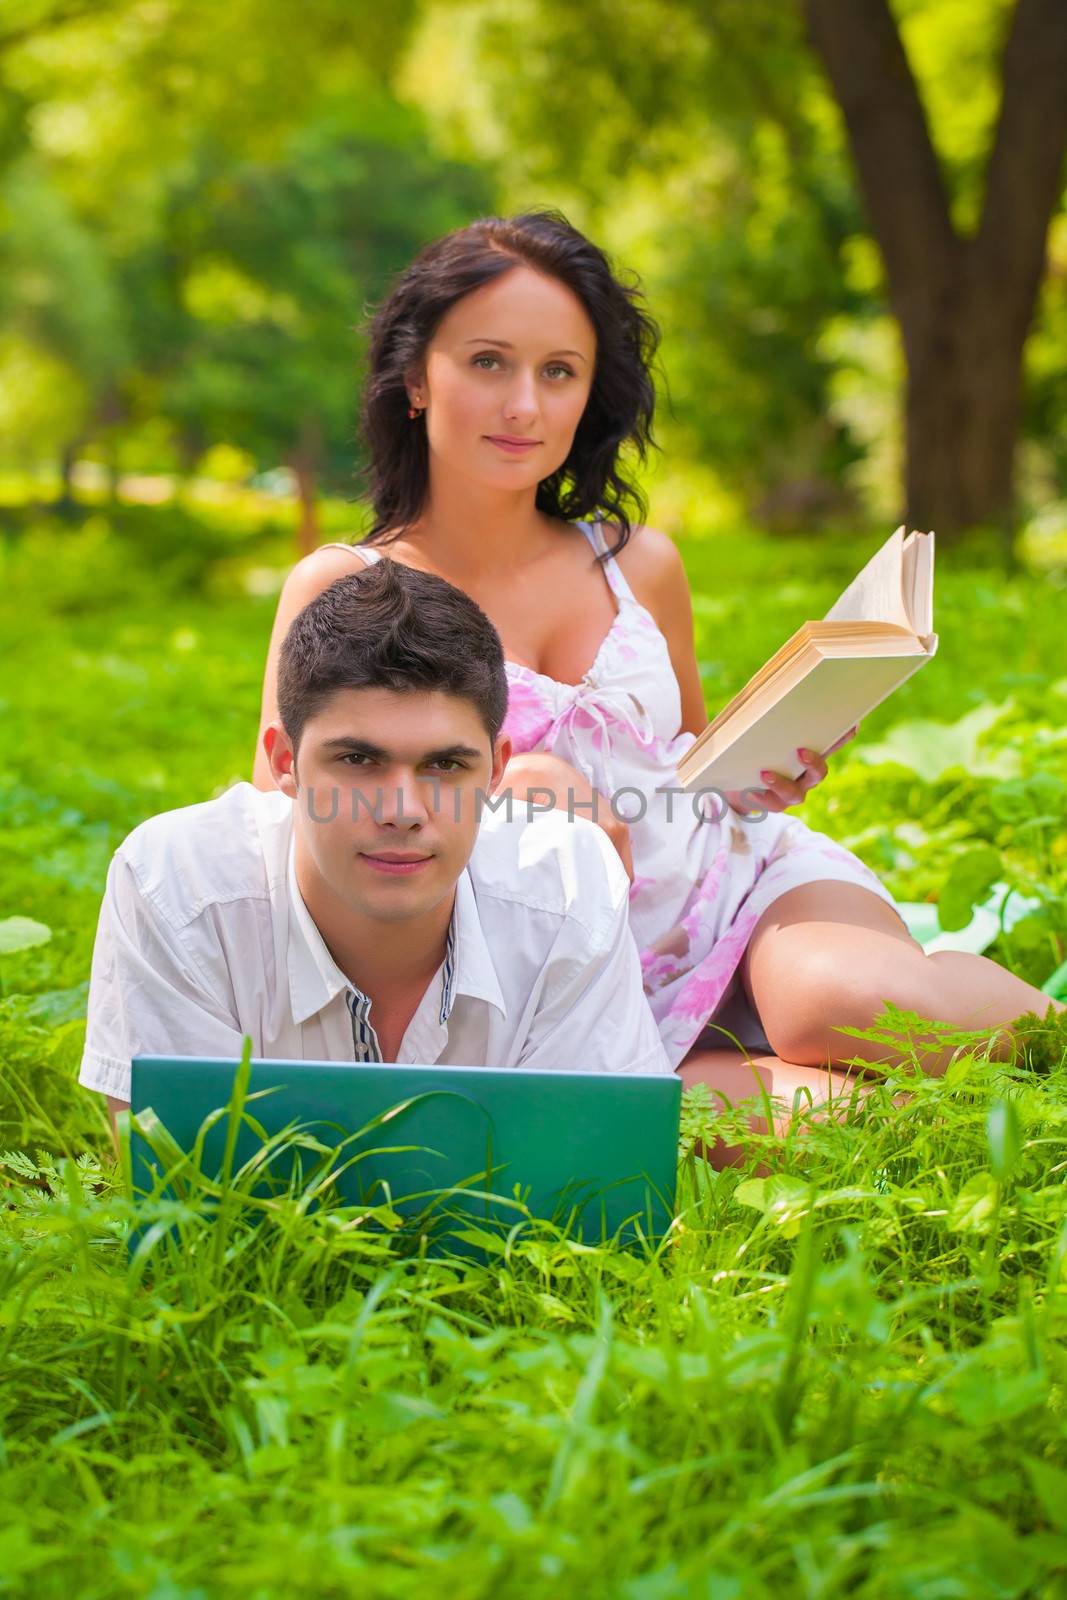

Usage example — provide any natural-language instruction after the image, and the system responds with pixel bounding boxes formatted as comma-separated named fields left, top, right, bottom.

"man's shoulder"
left=468, top=806, right=628, bottom=945
left=114, top=782, right=290, bottom=930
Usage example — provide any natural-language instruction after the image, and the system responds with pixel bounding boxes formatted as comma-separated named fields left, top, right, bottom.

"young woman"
left=254, top=209, right=1061, bottom=1119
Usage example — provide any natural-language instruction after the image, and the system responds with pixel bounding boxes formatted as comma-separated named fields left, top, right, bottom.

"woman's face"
left=414, top=265, right=597, bottom=493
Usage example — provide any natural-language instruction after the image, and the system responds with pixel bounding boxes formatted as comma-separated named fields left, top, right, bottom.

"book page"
left=901, top=530, right=935, bottom=637
left=823, top=526, right=911, bottom=630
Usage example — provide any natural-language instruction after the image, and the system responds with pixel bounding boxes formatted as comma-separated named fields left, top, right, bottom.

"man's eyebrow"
left=421, top=743, right=484, bottom=762
left=321, top=737, right=388, bottom=757
left=464, top=337, right=588, bottom=362
left=320, top=737, right=484, bottom=761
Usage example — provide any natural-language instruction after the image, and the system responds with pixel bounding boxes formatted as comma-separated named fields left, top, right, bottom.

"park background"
left=3, top=2, right=1067, bottom=1595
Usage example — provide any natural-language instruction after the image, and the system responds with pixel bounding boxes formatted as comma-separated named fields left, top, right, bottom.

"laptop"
left=128, top=1056, right=681, bottom=1252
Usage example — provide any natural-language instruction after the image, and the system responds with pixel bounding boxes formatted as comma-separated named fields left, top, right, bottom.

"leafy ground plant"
left=3, top=1033, right=1067, bottom=1598
left=2, top=508, right=1067, bottom=1596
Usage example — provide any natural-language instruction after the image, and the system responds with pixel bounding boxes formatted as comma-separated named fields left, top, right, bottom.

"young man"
left=80, top=559, right=670, bottom=1138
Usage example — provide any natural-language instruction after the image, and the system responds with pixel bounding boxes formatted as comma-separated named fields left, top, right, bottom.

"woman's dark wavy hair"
left=358, top=208, right=661, bottom=561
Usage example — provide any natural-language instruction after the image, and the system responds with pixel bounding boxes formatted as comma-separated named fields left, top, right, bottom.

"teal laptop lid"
left=129, top=1056, right=681, bottom=1250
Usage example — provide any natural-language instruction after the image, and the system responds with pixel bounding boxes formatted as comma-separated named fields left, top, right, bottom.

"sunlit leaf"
left=947, top=1171, right=999, bottom=1233
left=0, top=916, right=52, bottom=956
left=853, top=703, right=1019, bottom=781
left=986, top=1099, right=1021, bottom=1182
left=937, top=846, right=1003, bottom=933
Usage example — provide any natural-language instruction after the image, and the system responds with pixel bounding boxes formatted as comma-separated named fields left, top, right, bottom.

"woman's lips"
left=360, top=854, right=433, bottom=876
left=485, top=435, right=541, bottom=455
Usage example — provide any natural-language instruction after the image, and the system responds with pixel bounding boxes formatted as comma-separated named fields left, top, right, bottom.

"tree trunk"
left=56, top=437, right=83, bottom=518
left=904, top=255, right=1024, bottom=536
left=96, top=386, right=124, bottom=506
left=289, top=420, right=322, bottom=557
left=804, top=0, right=1067, bottom=540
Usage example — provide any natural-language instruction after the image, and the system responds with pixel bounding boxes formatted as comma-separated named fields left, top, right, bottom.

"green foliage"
left=0, top=0, right=494, bottom=493
left=2, top=496, right=1067, bottom=1595
left=5, top=0, right=1067, bottom=529
left=938, top=846, right=1005, bottom=932
left=3, top=1048, right=1067, bottom=1595
left=404, top=0, right=1067, bottom=526
left=163, top=113, right=492, bottom=492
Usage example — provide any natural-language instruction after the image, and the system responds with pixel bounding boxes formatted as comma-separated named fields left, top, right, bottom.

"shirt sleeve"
left=517, top=855, right=672, bottom=1077
left=79, top=852, right=248, bottom=1105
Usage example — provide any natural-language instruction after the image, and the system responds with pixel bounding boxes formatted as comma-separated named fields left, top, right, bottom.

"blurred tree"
left=0, top=159, right=131, bottom=506
left=405, top=0, right=1067, bottom=540
left=0, top=0, right=493, bottom=543
left=805, top=0, right=1067, bottom=538
left=0, top=2, right=129, bottom=60
left=7, top=0, right=1065, bottom=542
left=163, top=111, right=491, bottom=550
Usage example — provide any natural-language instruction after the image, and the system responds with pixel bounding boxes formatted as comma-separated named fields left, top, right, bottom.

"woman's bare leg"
left=675, top=1046, right=878, bottom=1169
left=738, top=881, right=1064, bottom=1074
left=675, top=881, right=1064, bottom=1168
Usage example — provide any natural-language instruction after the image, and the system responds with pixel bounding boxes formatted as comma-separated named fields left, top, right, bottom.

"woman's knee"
left=752, top=939, right=932, bottom=1067
left=740, top=883, right=936, bottom=1065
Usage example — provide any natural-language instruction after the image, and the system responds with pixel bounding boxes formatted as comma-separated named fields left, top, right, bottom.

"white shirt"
left=79, top=782, right=671, bottom=1102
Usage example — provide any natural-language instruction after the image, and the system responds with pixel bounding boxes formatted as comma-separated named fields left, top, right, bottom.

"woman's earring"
left=407, top=401, right=424, bottom=419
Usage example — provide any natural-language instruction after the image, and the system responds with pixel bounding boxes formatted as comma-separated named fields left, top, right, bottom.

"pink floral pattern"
left=501, top=520, right=904, bottom=1068
left=499, top=672, right=556, bottom=750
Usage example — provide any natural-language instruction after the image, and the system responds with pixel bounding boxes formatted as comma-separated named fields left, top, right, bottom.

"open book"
left=677, top=526, right=938, bottom=796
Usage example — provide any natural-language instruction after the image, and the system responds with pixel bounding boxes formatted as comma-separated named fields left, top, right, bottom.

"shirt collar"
left=449, top=866, right=507, bottom=1020
left=285, top=833, right=506, bottom=1028
left=286, top=835, right=351, bottom=1024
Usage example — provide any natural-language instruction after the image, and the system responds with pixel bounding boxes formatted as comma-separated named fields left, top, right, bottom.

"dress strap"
left=317, top=540, right=382, bottom=566
left=578, top=519, right=637, bottom=606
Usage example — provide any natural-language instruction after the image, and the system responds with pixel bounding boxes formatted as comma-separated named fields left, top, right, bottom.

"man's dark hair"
left=278, top=558, right=508, bottom=754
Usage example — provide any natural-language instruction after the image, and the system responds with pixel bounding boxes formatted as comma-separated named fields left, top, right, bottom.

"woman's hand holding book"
left=725, top=724, right=859, bottom=817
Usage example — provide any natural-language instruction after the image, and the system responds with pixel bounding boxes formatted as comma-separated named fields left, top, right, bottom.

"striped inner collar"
left=345, top=906, right=458, bottom=1062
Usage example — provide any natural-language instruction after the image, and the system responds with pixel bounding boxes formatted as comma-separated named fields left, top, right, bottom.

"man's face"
left=267, top=687, right=510, bottom=924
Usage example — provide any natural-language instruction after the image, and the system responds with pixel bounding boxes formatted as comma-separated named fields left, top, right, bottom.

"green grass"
left=2, top=502, right=1067, bottom=1598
